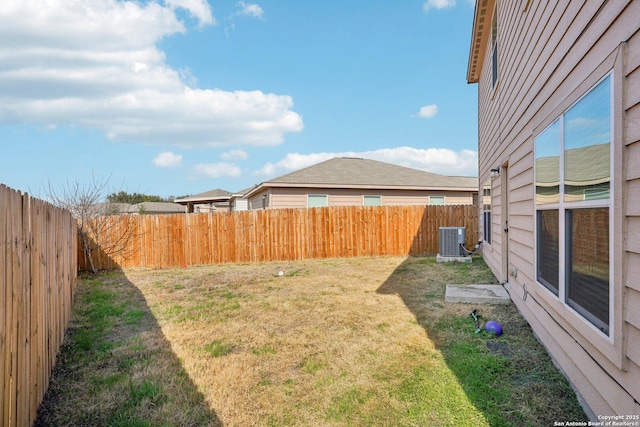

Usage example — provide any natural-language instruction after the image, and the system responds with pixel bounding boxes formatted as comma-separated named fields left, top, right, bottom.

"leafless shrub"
left=46, top=175, right=138, bottom=273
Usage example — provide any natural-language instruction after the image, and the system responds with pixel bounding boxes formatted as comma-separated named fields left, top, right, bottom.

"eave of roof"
left=261, top=182, right=476, bottom=191
left=230, top=185, right=259, bottom=198
left=467, top=0, right=495, bottom=84
left=174, top=188, right=231, bottom=204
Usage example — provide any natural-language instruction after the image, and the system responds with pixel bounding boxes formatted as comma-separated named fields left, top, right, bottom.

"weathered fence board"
left=1, top=185, right=77, bottom=427
left=80, top=204, right=478, bottom=271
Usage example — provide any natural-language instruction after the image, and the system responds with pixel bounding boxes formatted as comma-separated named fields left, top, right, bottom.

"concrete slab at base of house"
left=445, top=284, right=511, bottom=304
left=436, top=254, right=472, bottom=263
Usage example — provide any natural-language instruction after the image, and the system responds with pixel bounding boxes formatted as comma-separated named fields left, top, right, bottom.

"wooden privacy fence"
left=1, top=185, right=77, bottom=427
left=81, top=204, right=478, bottom=271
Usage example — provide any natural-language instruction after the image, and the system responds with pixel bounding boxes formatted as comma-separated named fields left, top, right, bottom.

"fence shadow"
left=34, top=268, right=220, bottom=426
left=375, top=208, right=586, bottom=424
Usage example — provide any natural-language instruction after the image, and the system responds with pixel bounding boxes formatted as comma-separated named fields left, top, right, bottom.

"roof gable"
left=259, top=157, right=477, bottom=190
left=174, top=188, right=231, bottom=203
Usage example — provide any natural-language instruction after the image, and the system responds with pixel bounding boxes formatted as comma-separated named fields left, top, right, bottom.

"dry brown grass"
left=126, top=256, right=443, bottom=425
left=38, top=255, right=586, bottom=426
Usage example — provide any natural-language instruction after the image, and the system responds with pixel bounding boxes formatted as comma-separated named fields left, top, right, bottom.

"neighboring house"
left=467, top=0, right=639, bottom=418
left=87, top=202, right=132, bottom=217
left=174, top=189, right=232, bottom=213
left=89, top=202, right=184, bottom=215
left=131, top=202, right=184, bottom=215
left=243, top=157, right=478, bottom=210
left=229, top=186, right=255, bottom=212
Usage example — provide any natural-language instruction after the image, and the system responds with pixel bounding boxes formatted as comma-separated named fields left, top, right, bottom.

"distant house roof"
left=234, top=186, right=258, bottom=196
left=88, top=202, right=183, bottom=216
left=245, top=157, right=477, bottom=197
left=87, top=202, right=132, bottom=217
left=132, top=202, right=185, bottom=214
left=536, top=143, right=610, bottom=187
left=174, top=188, right=232, bottom=205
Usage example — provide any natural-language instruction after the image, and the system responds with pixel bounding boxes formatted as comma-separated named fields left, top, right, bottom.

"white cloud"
left=254, top=147, right=478, bottom=178
left=164, top=0, right=215, bottom=26
left=220, top=149, right=249, bottom=160
left=423, top=0, right=456, bottom=12
left=415, top=104, right=439, bottom=118
left=193, top=162, right=242, bottom=179
left=236, top=2, right=264, bottom=19
left=152, top=151, right=183, bottom=168
left=0, top=0, right=302, bottom=147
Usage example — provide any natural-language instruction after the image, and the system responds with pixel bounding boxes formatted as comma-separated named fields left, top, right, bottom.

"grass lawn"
left=35, top=256, right=586, bottom=426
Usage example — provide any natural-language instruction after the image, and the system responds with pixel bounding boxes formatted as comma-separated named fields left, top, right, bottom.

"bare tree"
left=45, top=175, right=137, bottom=273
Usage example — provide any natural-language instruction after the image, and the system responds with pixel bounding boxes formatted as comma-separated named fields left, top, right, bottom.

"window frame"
left=534, top=72, right=614, bottom=339
left=491, top=5, right=498, bottom=89
left=363, top=195, right=382, bottom=206
left=429, top=196, right=445, bottom=206
left=481, top=178, right=492, bottom=245
left=307, top=194, right=328, bottom=208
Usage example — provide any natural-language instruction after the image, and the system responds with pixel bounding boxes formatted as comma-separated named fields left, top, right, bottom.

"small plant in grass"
left=300, top=357, right=326, bottom=375
left=375, top=322, right=390, bottom=331
left=203, top=339, right=234, bottom=357
left=124, top=309, right=145, bottom=325
left=130, top=380, right=162, bottom=405
left=251, top=345, right=277, bottom=356
left=284, top=268, right=306, bottom=277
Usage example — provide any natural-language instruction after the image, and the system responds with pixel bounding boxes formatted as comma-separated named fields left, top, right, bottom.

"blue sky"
left=0, top=0, right=478, bottom=199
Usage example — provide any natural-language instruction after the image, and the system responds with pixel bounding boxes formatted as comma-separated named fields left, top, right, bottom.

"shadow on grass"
left=34, top=269, right=220, bottom=427
left=376, top=256, right=587, bottom=426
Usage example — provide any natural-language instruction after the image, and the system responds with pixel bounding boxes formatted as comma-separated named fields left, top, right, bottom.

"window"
left=429, top=196, right=445, bottom=206
left=482, top=180, right=491, bottom=244
left=307, top=194, right=328, bottom=208
left=491, top=5, right=498, bottom=88
left=534, top=75, right=612, bottom=335
left=363, top=195, right=381, bottom=206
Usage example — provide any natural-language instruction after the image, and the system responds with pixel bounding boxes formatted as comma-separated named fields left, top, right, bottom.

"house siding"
left=232, top=198, right=249, bottom=211
left=248, top=187, right=476, bottom=210
left=475, top=0, right=640, bottom=417
left=248, top=189, right=271, bottom=210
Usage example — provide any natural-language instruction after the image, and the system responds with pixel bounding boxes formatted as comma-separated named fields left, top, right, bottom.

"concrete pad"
left=445, top=284, right=511, bottom=304
left=436, top=254, right=472, bottom=263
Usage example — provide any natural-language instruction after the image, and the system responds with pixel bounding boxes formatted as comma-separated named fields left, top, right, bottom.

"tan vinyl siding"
left=329, top=192, right=369, bottom=207
left=474, top=0, right=640, bottom=416
left=442, top=192, right=474, bottom=205
left=248, top=189, right=271, bottom=210
left=382, top=191, right=429, bottom=205
left=250, top=187, right=476, bottom=210
left=625, top=34, right=640, bottom=410
left=271, top=189, right=307, bottom=209
left=232, top=198, right=249, bottom=211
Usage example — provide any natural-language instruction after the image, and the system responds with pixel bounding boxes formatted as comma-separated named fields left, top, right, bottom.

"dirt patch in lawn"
left=37, top=256, right=586, bottom=426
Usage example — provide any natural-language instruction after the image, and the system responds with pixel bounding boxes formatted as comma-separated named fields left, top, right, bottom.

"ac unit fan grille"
left=439, top=227, right=466, bottom=257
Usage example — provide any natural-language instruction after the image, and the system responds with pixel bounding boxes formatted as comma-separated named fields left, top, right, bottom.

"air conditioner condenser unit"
left=439, top=227, right=466, bottom=257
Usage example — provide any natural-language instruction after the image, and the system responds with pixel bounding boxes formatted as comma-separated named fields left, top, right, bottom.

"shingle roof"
left=535, top=143, right=610, bottom=186
left=174, top=188, right=232, bottom=204
left=232, top=185, right=258, bottom=197
left=133, top=202, right=185, bottom=213
left=261, top=157, right=477, bottom=190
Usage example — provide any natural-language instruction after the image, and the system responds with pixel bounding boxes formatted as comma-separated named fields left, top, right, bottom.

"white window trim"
left=533, top=72, right=614, bottom=343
